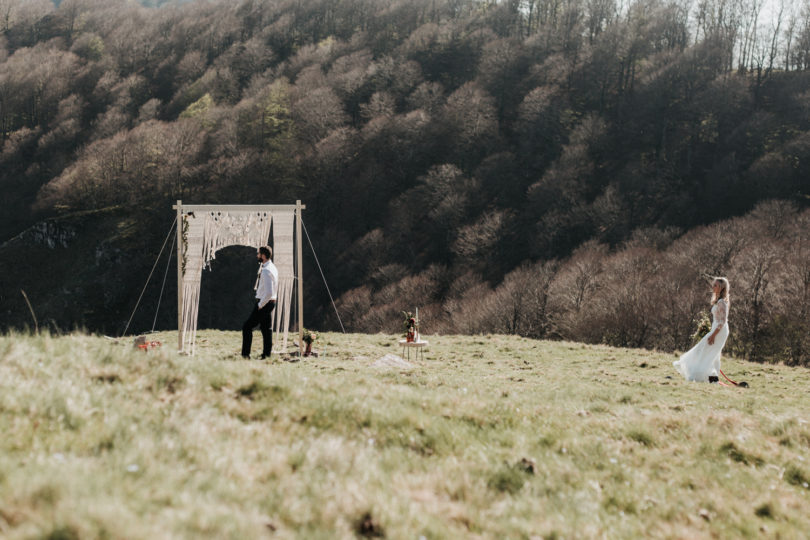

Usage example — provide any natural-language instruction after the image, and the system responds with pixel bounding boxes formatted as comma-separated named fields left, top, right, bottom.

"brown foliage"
left=333, top=203, right=810, bottom=366
left=35, top=119, right=207, bottom=210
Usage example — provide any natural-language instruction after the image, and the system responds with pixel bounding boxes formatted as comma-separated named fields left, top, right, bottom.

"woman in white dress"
left=674, top=277, right=730, bottom=382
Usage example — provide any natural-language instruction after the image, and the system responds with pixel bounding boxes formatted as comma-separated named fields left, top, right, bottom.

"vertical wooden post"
left=296, top=200, right=304, bottom=358
left=175, top=200, right=183, bottom=352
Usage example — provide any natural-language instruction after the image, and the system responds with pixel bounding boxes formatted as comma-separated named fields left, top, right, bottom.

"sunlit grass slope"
left=1, top=331, right=809, bottom=539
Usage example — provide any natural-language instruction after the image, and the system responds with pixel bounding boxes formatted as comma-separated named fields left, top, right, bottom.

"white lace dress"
left=674, top=298, right=729, bottom=382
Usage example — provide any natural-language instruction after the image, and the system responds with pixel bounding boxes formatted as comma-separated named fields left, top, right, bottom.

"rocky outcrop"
left=2, top=221, right=77, bottom=249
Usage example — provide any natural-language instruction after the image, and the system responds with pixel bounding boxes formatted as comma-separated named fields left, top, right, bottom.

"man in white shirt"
left=242, top=245, right=278, bottom=359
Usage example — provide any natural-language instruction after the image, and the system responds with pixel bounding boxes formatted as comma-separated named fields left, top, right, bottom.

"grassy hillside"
left=1, top=332, right=809, bottom=538
left=5, top=0, right=810, bottom=362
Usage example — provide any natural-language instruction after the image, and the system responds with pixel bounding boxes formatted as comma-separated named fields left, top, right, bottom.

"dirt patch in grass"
left=356, top=511, right=385, bottom=537
left=719, top=442, right=764, bottom=467
left=785, top=465, right=809, bottom=488
left=236, top=380, right=289, bottom=401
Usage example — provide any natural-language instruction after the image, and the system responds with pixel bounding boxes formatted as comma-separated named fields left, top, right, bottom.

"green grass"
left=1, top=331, right=809, bottom=538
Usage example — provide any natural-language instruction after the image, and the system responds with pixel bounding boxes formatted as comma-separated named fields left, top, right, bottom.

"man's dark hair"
left=259, top=245, right=272, bottom=259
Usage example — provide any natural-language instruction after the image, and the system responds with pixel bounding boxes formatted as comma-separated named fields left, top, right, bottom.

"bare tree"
left=586, top=0, right=616, bottom=43
left=728, top=202, right=793, bottom=359
left=441, top=82, right=499, bottom=164
left=783, top=3, right=797, bottom=70
left=489, top=259, right=560, bottom=337
left=291, top=85, right=348, bottom=145
left=783, top=209, right=810, bottom=363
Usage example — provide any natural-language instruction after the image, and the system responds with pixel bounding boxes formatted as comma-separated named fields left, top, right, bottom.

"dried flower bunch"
left=302, top=328, right=318, bottom=344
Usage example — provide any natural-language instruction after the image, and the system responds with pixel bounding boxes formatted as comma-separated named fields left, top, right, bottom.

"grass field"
left=1, top=331, right=809, bottom=539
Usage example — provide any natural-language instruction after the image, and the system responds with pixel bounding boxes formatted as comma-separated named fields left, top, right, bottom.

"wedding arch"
left=173, top=200, right=305, bottom=356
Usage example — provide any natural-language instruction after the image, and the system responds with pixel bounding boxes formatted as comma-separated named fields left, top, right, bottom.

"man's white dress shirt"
left=255, top=259, right=278, bottom=309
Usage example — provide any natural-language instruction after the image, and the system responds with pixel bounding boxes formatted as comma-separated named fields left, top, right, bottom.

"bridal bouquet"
left=691, top=311, right=711, bottom=345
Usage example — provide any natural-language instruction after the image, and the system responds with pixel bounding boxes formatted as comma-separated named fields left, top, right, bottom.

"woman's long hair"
left=712, top=277, right=730, bottom=306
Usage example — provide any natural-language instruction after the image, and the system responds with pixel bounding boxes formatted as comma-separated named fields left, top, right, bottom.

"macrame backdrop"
left=271, top=210, right=295, bottom=351
left=180, top=213, right=205, bottom=354
left=179, top=209, right=296, bottom=355
left=202, top=211, right=272, bottom=267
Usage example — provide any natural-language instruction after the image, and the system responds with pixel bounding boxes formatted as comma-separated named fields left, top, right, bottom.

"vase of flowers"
left=402, top=310, right=419, bottom=343
left=302, top=328, right=317, bottom=356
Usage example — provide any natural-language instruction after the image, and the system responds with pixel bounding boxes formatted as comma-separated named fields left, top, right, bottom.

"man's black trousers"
left=242, top=300, right=275, bottom=357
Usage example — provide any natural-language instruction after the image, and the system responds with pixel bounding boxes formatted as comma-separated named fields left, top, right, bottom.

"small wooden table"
left=399, top=339, right=428, bottom=361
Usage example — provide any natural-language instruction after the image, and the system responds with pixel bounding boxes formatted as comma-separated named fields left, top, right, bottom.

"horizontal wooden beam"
left=172, top=204, right=305, bottom=212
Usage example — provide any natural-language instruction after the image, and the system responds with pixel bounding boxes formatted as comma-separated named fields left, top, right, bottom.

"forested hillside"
left=1, top=0, right=809, bottom=364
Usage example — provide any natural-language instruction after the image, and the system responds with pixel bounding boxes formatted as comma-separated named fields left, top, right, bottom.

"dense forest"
left=1, top=0, right=809, bottom=364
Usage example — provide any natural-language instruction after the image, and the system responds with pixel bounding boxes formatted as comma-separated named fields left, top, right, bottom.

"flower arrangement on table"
left=302, top=328, right=318, bottom=356
left=402, top=310, right=420, bottom=343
